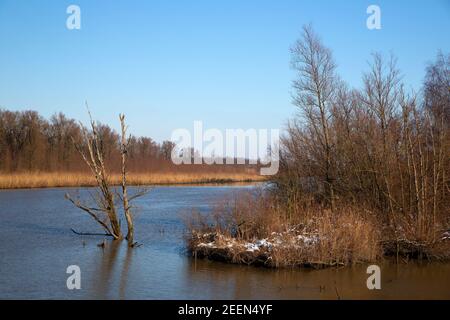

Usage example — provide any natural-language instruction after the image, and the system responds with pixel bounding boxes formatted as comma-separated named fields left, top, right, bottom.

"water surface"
left=0, top=186, right=448, bottom=299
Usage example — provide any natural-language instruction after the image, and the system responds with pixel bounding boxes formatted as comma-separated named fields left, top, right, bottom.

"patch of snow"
left=256, top=239, right=273, bottom=248
left=244, top=243, right=260, bottom=252
left=296, top=234, right=319, bottom=245
left=197, top=242, right=216, bottom=248
left=243, top=238, right=274, bottom=252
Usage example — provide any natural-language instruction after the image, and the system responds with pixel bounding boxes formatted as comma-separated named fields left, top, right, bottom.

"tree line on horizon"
left=0, top=109, right=257, bottom=174
left=0, top=110, right=174, bottom=172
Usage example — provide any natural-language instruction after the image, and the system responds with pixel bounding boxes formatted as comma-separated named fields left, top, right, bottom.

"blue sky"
left=0, top=0, right=449, bottom=142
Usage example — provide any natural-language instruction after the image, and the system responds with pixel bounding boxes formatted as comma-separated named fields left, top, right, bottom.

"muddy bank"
left=188, top=230, right=450, bottom=269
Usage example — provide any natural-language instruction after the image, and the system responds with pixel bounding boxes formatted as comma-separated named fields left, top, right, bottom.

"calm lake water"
left=0, top=185, right=449, bottom=300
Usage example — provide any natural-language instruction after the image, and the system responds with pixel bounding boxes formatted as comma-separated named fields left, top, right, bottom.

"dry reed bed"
left=0, top=172, right=266, bottom=189
left=186, top=193, right=450, bottom=268
left=186, top=198, right=385, bottom=268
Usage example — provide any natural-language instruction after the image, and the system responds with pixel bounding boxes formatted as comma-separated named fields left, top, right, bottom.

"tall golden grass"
left=186, top=192, right=383, bottom=268
left=0, top=172, right=266, bottom=189
left=187, top=189, right=450, bottom=267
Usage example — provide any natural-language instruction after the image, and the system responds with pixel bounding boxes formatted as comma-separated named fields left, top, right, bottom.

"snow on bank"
left=193, top=228, right=320, bottom=253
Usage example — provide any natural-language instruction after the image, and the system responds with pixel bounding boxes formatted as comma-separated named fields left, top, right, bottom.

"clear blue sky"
left=0, top=0, right=449, bottom=142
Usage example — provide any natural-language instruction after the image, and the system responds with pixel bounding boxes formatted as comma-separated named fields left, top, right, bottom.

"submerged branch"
left=70, top=228, right=114, bottom=237
left=65, top=193, right=115, bottom=237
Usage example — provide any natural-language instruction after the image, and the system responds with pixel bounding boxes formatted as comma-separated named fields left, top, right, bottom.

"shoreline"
left=187, top=231, right=450, bottom=269
left=0, top=172, right=266, bottom=190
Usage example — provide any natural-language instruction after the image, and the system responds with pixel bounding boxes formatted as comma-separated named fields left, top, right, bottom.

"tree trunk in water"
left=120, top=114, right=134, bottom=246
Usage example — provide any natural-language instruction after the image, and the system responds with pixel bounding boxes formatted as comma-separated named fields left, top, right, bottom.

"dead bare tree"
left=66, top=110, right=122, bottom=240
left=66, top=110, right=147, bottom=246
left=119, top=114, right=148, bottom=246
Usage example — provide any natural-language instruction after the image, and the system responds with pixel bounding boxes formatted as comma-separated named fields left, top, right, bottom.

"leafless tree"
left=119, top=114, right=148, bottom=246
left=290, top=24, right=337, bottom=210
left=424, top=51, right=450, bottom=127
left=66, top=111, right=147, bottom=246
left=359, top=53, right=402, bottom=223
left=65, top=110, right=122, bottom=239
left=275, top=26, right=449, bottom=249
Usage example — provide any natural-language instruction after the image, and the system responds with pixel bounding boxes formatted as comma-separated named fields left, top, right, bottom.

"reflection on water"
left=184, top=258, right=450, bottom=299
left=88, top=241, right=136, bottom=299
left=0, top=186, right=449, bottom=299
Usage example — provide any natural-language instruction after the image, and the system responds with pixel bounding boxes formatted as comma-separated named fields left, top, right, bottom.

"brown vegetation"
left=0, top=108, right=260, bottom=176
left=0, top=172, right=264, bottom=189
left=0, top=107, right=263, bottom=189
left=187, top=26, right=450, bottom=267
left=187, top=192, right=382, bottom=268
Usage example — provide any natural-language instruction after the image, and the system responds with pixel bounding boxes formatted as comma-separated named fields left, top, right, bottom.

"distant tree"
left=48, top=113, right=82, bottom=171
left=161, top=140, right=176, bottom=161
